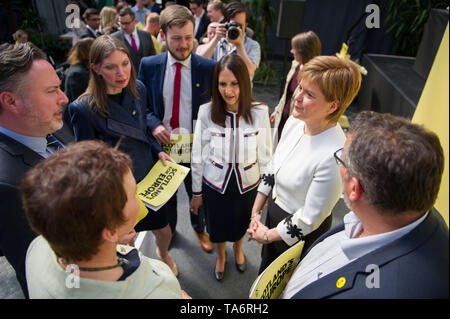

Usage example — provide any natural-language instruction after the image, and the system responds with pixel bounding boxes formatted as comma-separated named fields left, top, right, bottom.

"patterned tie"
left=170, top=62, right=182, bottom=130
left=46, top=134, right=65, bottom=154
left=130, top=33, right=138, bottom=53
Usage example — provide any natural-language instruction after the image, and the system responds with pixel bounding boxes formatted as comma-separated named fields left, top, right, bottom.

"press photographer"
left=196, top=1, right=260, bottom=80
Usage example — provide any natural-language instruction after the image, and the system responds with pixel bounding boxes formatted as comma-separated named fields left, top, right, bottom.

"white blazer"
left=191, top=102, right=272, bottom=195
left=258, top=116, right=346, bottom=246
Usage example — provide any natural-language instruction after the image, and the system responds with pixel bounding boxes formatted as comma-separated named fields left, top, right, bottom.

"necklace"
left=59, top=257, right=128, bottom=272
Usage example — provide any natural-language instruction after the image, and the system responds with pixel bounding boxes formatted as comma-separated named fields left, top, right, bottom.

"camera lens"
left=227, top=26, right=240, bottom=40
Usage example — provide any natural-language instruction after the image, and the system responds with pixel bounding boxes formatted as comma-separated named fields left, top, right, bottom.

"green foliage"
left=244, top=0, right=275, bottom=61
left=253, top=62, right=276, bottom=85
left=26, top=29, right=71, bottom=64
left=383, top=0, right=448, bottom=56
left=18, top=7, right=71, bottom=64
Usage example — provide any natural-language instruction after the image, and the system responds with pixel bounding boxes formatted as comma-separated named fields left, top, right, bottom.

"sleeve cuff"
left=277, top=215, right=305, bottom=246
left=257, top=173, right=274, bottom=196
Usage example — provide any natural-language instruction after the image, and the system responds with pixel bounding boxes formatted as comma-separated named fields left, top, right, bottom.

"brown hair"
left=118, top=6, right=135, bottom=20
left=223, top=1, right=247, bottom=23
left=78, top=35, right=138, bottom=117
left=211, top=54, right=255, bottom=127
left=299, top=55, right=361, bottom=123
left=346, top=111, right=444, bottom=215
left=291, top=31, right=321, bottom=65
left=21, top=140, right=133, bottom=262
left=159, top=4, right=195, bottom=34
left=67, top=37, right=94, bottom=67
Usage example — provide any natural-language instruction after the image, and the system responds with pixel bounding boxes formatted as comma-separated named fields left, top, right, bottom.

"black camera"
left=225, top=20, right=242, bottom=40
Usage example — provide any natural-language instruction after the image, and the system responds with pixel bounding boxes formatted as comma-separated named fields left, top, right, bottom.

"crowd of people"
left=0, top=0, right=448, bottom=299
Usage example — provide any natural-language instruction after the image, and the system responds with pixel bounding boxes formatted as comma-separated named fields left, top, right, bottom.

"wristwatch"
left=263, top=230, right=269, bottom=244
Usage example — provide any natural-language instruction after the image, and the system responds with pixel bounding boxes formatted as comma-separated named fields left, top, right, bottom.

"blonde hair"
left=299, top=55, right=361, bottom=123
left=78, top=35, right=138, bottom=117
left=99, top=6, right=118, bottom=35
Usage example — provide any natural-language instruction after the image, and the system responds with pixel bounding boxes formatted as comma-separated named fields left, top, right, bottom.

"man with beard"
left=138, top=5, right=216, bottom=255
left=281, top=111, right=448, bottom=299
left=0, top=43, right=69, bottom=297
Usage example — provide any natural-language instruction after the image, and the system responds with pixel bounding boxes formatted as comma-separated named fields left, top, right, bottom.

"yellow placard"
left=136, top=160, right=190, bottom=211
left=134, top=196, right=149, bottom=226
left=249, top=240, right=304, bottom=299
left=412, top=24, right=449, bottom=226
left=161, top=134, right=193, bottom=164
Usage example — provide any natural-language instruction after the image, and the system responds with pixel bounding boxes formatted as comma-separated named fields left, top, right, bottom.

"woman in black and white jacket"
left=190, top=54, right=272, bottom=281
left=247, top=56, right=362, bottom=274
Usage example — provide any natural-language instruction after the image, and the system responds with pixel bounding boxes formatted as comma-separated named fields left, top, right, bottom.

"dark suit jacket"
left=137, top=52, right=216, bottom=132
left=0, top=133, right=44, bottom=296
left=195, top=12, right=210, bottom=41
left=111, top=29, right=156, bottom=73
left=68, top=80, right=163, bottom=182
left=64, top=63, right=90, bottom=103
left=291, top=209, right=449, bottom=299
left=80, top=27, right=97, bottom=39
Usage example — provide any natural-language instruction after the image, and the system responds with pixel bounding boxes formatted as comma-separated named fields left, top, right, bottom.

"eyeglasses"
left=119, top=20, right=133, bottom=26
left=334, top=147, right=346, bottom=167
left=334, top=147, right=365, bottom=192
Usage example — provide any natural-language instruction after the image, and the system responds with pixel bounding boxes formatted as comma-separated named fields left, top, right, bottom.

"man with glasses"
left=112, top=7, right=156, bottom=72
left=80, top=8, right=100, bottom=39
left=282, top=111, right=448, bottom=299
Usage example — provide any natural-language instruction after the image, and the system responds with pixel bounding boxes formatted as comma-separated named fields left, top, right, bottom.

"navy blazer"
left=291, top=209, right=449, bottom=299
left=195, top=13, right=210, bottom=41
left=80, top=27, right=97, bottom=39
left=68, top=80, right=163, bottom=182
left=0, top=133, right=44, bottom=296
left=137, top=52, right=217, bottom=132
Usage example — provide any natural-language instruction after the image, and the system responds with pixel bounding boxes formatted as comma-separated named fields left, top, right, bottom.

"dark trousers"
left=165, top=163, right=205, bottom=234
left=258, top=195, right=333, bottom=275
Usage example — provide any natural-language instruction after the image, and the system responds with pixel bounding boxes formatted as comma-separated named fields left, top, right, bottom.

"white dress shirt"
left=162, top=52, right=193, bottom=134
left=193, top=10, right=205, bottom=37
left=123, top=28, right=140, bottom=50
left=281, top=211, right=428, bottom=298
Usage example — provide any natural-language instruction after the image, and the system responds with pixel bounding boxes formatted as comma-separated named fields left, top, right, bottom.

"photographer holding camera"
left=196, top=1, right=260, bottom=80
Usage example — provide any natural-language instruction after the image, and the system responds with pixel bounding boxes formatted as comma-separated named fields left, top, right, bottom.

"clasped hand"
left=247, top=214, right=269, bottom=244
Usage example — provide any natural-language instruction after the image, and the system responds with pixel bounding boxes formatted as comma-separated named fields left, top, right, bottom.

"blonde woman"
left=248, top=56, right=362, bottom=273
left=271, top=31, right=321, bottom=146
left=97, top=6, right=119, bottom=36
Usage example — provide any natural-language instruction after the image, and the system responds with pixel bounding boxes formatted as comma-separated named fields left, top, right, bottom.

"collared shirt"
left=123, top=27, right=140, bottom=51
left=132, top=5, right=150, bottom=25
left=162, top=52, right=193, bottom=134
left=194, top=10, right=205, bottom=37
left=86, top=25, right=97, bottom=38
left=281, top=210, right=428, bottom=299
left=0, top=125, right=48, bottom=158
left=212, top=34, right=261, bottom=70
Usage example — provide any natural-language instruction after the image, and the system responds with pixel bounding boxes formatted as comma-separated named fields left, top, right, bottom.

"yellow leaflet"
left=136, top=160, right=190, bottom=209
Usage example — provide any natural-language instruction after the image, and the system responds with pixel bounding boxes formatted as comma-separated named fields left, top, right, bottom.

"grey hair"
left=345, top=111, right=444, bottom=216
left=0, top=43, right=46, bottom=110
